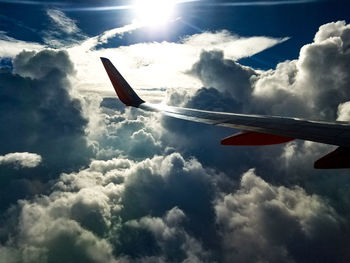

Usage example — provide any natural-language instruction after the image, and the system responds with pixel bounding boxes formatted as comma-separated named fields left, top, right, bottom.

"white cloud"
left=252, top=20, right=350, bottom=120
left=215, top=169, right=343, bottom=262
left=0, top=151, right=218, bottom=262
left=0, top=18, right=141, bottom=58
left=0, top=152, right=42, bottom=168
left=174, top=20, right=350, bottom=177
left=0, top=33, right=43, bottom=57
left=0, top=20, right=287, bottom=99
left=337, top=101, right=350, bottom=121
left=68, top=29, right=287, bottom=100
left=126, top=207, right=211, bottom=262
left=2, top=17, right=350, bottom=263
left=314, top=20, right=350, bottom=43
left=0, top=50, right=93, bottom=173
left=46, top=9, right=80, bottom=35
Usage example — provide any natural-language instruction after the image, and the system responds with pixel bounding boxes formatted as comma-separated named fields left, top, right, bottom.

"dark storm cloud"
left=0, top=49, right=92, bottom=210
left=189, top=50, right=255, bottom=108
left=0, top=153, right=222, bottom=262
left=12, top=49, right=74, bottom=78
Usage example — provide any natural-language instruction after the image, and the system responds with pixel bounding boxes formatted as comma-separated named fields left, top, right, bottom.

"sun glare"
left=133, top=0, right=176, bottom=27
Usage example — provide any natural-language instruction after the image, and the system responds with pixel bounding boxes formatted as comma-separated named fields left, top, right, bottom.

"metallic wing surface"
left=100, top=57, right=350, bottom=169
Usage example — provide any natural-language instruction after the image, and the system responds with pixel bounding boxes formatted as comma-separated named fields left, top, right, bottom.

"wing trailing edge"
left=221, top=131, right=294, bottom=146
left=100, top=57, right=350, bottom=169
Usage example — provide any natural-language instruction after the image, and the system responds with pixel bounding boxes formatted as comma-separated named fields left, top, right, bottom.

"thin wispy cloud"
left=67, top=28, right=287, bottom=98
left=61, top=0, right=198, bottom=12
left=208, top=0, right=323, bottom=7
left=74, top=22, right=144, bottom=52
left=43, top=9, right=86, bottom=47
left=0, top=0, right=65, bottom=5
left=61, top=4, right=134, bottom=12
left=46, top=9, right=80, bottom=34
left=60, top=0, right=322, bottom=12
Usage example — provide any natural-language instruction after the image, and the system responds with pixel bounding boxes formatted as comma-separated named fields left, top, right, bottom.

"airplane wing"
left=100, top=57, right=350, bottom=169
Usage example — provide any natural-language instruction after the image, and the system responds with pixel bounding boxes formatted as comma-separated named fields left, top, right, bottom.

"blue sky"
left=1, top=0, right=350, bottom=262
left=2, top=0, right=349, bottom=68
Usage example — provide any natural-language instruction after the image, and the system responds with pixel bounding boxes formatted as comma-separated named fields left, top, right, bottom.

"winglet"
left=100, top=57, right=144, bottom=107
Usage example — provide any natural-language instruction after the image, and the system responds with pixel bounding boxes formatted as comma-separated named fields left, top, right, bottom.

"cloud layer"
left=216, top=169, right=347, bottom=263
left=0, top=49, right=92, bottom=210
left=1, top=18, right=350, bottom=263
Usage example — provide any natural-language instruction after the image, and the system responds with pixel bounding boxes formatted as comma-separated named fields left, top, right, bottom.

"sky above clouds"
left=1, top=0, right=350, bottom=262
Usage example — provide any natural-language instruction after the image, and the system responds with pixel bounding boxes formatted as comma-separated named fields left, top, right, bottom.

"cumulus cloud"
left=0, top=152, right=220, bottom=262
left=252, top=20, right=350, bottom=120
left=337, top=101, right=350, bottom=121
left=126, top=207, right=211, bottom=262
left=83, top=95, right=164, bottom=160
left=68, top=29, right=286, bottom=97
left=0, top=157, right=126, bottom=262
left=215, top=169, right=348, bottom=263
left=161, top=20, right=350, bottom=180
left=12, top=49, right=75, bottom=78
left=1, top=151, right=348, bottom=263
left=0, top=152, right=42, bottom=168
left=184, top=21, right=350, bottom=121
left=2, top=17, right=350, bottom=263
left=1, top=49, right=93, bottom=170
left=0, top=49, right=92, bottom=210
left=82, top=21, right=350, bottom=263
left=85, top=20, right=350, bottom=255
left=189, top=50, right=256, bottom=105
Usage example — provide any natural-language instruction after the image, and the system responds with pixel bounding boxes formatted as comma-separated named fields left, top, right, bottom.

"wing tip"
left=100, top=57, right=144, bottom=107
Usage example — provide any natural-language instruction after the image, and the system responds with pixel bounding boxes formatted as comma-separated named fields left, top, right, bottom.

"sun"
left=133, top=0, right=177, bottom=28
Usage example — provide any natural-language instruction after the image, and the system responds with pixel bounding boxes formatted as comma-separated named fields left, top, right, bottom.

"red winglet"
left=100, top=57, right=144, bottom=107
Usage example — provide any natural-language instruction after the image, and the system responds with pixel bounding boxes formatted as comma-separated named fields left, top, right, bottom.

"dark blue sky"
left=1, top=0, right=349, bottom=69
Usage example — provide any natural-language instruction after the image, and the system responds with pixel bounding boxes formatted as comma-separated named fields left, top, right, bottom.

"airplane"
left=100, top=57, right=350, bottom=169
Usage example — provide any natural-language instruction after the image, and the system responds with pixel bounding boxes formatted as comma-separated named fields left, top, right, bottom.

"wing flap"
left=221, top=131, right=294, bottom=146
